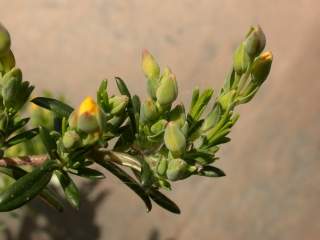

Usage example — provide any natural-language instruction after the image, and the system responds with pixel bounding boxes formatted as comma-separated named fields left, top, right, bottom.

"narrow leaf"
left=69, top=167, right=105, bottom=180
left=55, top=170, right=80, bottom=210
left=39, top=126, right=58, bottom=159
left=149, top=188, right=180, bottom=214
left=31, top=97, right=73, bottom=118
left=0, top=160, right=59, bottom=212
left=5, top=128, right=39, bottom=148
left=95, top=156, right=152, bottom=212
left=198, top=165, right=225, bottom=177
left=0, top=165, right=64, bottom=212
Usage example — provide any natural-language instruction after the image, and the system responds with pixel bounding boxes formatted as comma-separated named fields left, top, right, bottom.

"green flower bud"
left=68, top=111, right=78, bottom=129
left=140, top=98, right=159, bottom=124
left=142, top=50, right=160, bottom=99
left=244, top=25, right=266, bottom=58
left=218, top=90, right=236, bottom=111
left=166, top=158, right=196, bottom=181
left=0, top=50, right=15, bottom=73
left=164, top=122, right=186, bottom=157
left=1, top=68, right=33, bottom=112
left=168, top=104, right=186, bottom=128
left=156, top=67, right=178, bottom=106
left=109, top=95, right=129, bottom=115
left=156, top=157, right=168, bottom=176
left=0, top=23, right=11, bottom=57
left=151, top=119, right=167, bottom=134
left=251, top=51, right=273, bottom=85
left=202, top=103, right=222, bottom=132
left=233, top=43, right=251, bottom=74
left=62, top=130, right=81, bottom=149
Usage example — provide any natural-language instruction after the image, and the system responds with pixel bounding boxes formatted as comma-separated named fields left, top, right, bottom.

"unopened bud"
left=202, top=103, right=222, bottom=132
left=168, top=104, right=186, bottom=128
left=233, top=43, right=251, bottom=74
left=156, top=157, right=168, bottom=176
left=140, top=98, right=159, bottom=124
left=166, top=158, right=196, bottom=181
left=218, top=90, right=236, bottom=111
left=77, top=96, right=100, bottom=133
left=142, top=50, right=160, bottom=99
left=164, top=122, right=186, bottom=157
left=62, top=130, right=81, bottom=149
left=156, top=67, right=178, bottom=106
left=0, top=50, right=15, bottom=73
left=0, top=23, right=11, bottom=57
left=244, top=25, right=266, bottom=58
left=151, top=119, right=167, bottom=134
left=109, top=95, right=129, bottom=115
left=251, top=51, right=273, bottom=85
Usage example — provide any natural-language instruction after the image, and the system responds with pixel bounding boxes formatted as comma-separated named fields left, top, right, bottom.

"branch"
left=0, top=155, right=49, bottom=167
left=0, top=150, right=142, bottom=172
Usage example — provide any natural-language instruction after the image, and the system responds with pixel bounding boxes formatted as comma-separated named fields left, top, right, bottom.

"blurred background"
left=0, top=0, right=319, bottom=239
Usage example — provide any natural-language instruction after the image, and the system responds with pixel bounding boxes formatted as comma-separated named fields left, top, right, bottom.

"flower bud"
left=0, top=50, right=15, bottom=73
left=151, top=119, right=167, bottom=134
left=244, top=25, right=266, bottom=58
left=166, top=158, right=196, bottom=181
left=233, top=43, right=251, bottom=74
left=164, top=122, right=186, bottom=157
left=156, top=67, right=178, bottom=106
left=218, top=90, right=236, bottom=111
left=251, top=51, right=273, bottom=85
left=109, top=95, right=129, bottom=115
left=0, top=23, right=11, bottom=57
left=156, top=157, right=168, bottom=176
left=168, top=104, right=186, bottom=128
left=142, top=50, right=160, bottom=99
left=201, top=103, right=222, bottom=132
left=140, top=98, right=159, bottom=124
left=1, top=68, right=33, bottom=112
left=76, top=96, right=100, bottom=133
left=62, top=130, right=81, bottom=149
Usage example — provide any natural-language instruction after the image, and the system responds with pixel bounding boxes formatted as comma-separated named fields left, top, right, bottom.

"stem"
left=0, top=155, right=48, bottom=167
left=0, top=150, right=142, bottom=172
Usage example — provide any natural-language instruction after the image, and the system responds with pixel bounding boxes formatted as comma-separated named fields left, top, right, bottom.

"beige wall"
left=0, top=1, right=319, bottom=239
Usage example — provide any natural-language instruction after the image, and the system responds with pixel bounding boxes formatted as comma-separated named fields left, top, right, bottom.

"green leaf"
left=95, top=156, right=152, bottom=212
left=69, top=167, right=105, bottom=180
left=97, top=79, right=109, bottom=114
left=0, top=165, right=64, bottom=212
left=0, top=160, right=59, bottom=212
left=189, top=88, right=214, bottom=121
left=55, top=170, right=80, bottom=210
left=5, top=128, right=39, bottom=148
left=31, top=97, right=74, bottom=118
left=39, top=126, right=58, bottom=159
left=149, top=188, right=180, bottom=214
left=115, top=77, right=137, bottom=135
left=197, top=165, right=225, bottom=177
left=140, top=158, right=153, bottom=189
left=7, top=117, right=30, bottom=135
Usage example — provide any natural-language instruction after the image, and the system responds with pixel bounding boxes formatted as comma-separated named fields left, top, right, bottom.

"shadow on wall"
left=2, top=181, right=110, bottom=240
